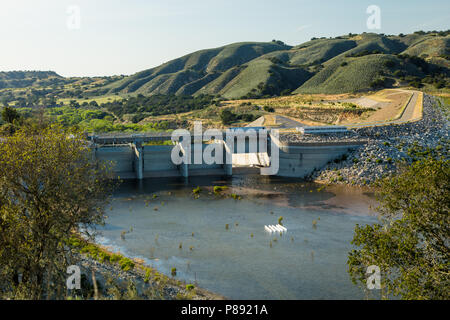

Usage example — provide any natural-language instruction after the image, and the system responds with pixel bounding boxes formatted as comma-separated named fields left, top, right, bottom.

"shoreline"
left=71, top=236, right=226, bottom=300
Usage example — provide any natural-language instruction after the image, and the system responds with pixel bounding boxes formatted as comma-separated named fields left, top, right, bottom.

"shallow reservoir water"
left=95, top=174, right=379, bottom=299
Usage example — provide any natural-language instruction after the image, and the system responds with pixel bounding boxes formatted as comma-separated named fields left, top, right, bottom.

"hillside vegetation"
left=1, top=31, right=449, bottom=107
left=0, top=31, right=449, bottom=134
left=99, top=31, right=449, bottom=98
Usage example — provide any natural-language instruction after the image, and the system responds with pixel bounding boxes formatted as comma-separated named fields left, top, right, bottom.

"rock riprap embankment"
left=280, top=94, right=449, bottom=186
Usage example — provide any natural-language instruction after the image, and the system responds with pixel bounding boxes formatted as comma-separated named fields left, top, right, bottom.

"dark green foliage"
left=346, top=49, right=382, bottom=57
left=220, top=109, right=235, bottom=125
left=370, top=77, right=387, bottom=88
left=348, top=156, right=450, bottom=299
left=103, top=94, right=215, bottom=117
left=383, top=60, right=396, bottom=68
left=0, top=125, right=114, bottom=299
left=409, top=80, right=423, bottom=88
left=1, top=106, right=21, bottom=124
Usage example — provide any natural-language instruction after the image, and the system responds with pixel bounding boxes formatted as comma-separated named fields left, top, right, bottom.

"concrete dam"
left=89, top=130, right=366, bottom=180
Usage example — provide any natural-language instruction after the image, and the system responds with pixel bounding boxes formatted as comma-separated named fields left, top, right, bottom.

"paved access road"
left=346, top=90, right=422, bottom=129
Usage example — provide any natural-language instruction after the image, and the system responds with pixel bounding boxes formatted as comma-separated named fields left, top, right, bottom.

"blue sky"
left=1, top=0, right=449, bottom=77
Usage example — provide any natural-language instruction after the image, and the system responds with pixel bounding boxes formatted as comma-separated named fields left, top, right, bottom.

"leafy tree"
left=0, top=124, right=115, bottom=299
left=383, top=60, right=395, bottom=68
left=409, top=80, right=423, bottom=88
left=1, top=106, right=21, bottom=124
left=370, top=78, right=386, bottom=89
left=220, top=109, right=236, bottom=125
left=348, top=157, right=450, bottom=299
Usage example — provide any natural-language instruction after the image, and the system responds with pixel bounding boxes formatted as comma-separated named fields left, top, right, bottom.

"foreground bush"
left=348, top=157, right=449, bottom=299
left=0, top=124, right=114, bottom=299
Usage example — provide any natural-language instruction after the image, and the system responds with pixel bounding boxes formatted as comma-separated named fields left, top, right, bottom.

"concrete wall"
left=95, top=143, right=230, bottom=179
left=95, top=146, right=135, bottom=179
left=276, top=144, right=358, bottom=178
left=143, top=145, right=179, bottom=178
left=93, top=138, right=363, bottom=180
left=188, top=143, right=229, bottom=176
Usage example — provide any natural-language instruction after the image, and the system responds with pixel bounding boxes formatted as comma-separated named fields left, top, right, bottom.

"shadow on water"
left=115, top=174, right=343, bottom=207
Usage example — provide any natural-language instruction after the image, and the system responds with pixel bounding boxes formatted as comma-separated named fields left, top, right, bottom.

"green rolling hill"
left=100, top=41, right=291, bottom=97
left=3, top=31, right=448, bottom=100
left=0, top=71, right=62, bottom=89
left=97, top=31, right=449, bottom=98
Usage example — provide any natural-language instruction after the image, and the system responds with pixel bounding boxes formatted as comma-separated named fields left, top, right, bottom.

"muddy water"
left=95, top=174, right=379, bottom=299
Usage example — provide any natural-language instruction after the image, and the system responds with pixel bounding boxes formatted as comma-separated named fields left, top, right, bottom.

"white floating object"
left=269, top=225, right=279, bottom=232
left=273, top=225, right=283, bottom=232
left=264, top=224, right=287, bottom=233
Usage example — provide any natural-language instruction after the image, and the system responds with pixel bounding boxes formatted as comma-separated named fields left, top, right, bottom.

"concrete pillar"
left=180, top=163, right=189, bottom=177
left=223, top=142, right=232, bottom=176
left=176, top=141, right=189, bottom=177
left=132, top=140, right=143, bottom=180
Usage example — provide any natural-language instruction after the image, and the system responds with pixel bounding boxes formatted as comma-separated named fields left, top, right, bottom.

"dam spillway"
left=90, top=131, right=366, bottom=180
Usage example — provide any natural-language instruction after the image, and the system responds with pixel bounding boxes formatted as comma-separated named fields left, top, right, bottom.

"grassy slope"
left=217, top=59, right=273, bottom=98
left=293, top=33, right=439, bottom=94
left=0, top=71, right=61, bottom=80
left=103, top=42, right=290, bottom=95
left=402, top=36, right=449, bottom=57
left=289, top=39, right=357, bottom=65
left=295, top=55, right=388, bottom=93
left=104, top=32, right=448, bottom=97
left=9, top=32, right=444, bottom=99
left=194, top=39, right=355, bottom=98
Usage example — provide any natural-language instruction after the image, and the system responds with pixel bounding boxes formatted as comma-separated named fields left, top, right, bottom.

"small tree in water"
left=0, top=124, right=115, bottom=299
left=348, top=157, right=449, bottom=299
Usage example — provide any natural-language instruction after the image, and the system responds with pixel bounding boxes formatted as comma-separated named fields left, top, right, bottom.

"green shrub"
left=118, top=257, right=135, bottom=271
left=220, top=109, right=236, bottom=125
left=192, top=186, right=201, bottom=194
left=81, top=244, right=100, bottom=258
left=144, top=269, right=151, bottom=283
left=278, top=216, right=284, bottom=225
left=171, top=268, right=177, bottom=276
left=98, top=251, right=111, bottom=263
left=383, top=60, right=395, bottom=68
left=67, top=236, right=83, bottom=248
left=186, top=284, right=195, bottom=291
left=110, top=253, right=122, bottom=263
left=370, top=77, right=386, bottom=88
left=213, top=186, right=228, bottom=194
